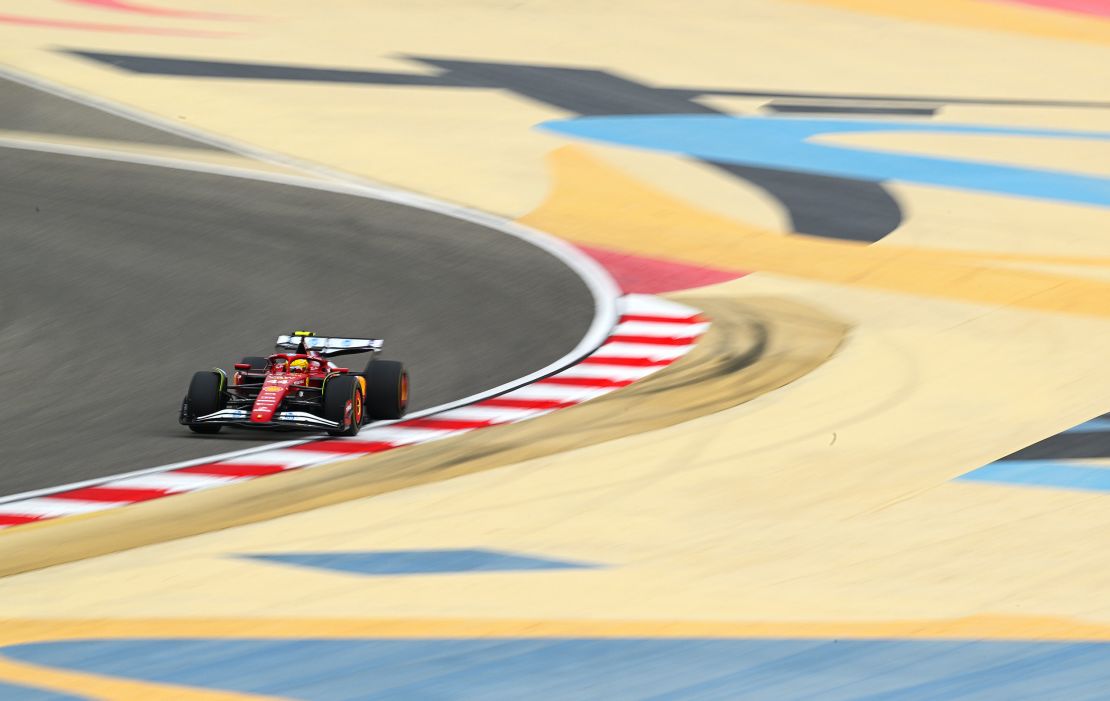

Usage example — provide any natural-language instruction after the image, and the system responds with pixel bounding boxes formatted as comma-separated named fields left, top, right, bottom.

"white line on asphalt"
left=0, top=66, right=619, bottom=504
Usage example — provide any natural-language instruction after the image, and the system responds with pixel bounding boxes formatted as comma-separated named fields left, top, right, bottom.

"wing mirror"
left=233, top=363, right=252, bottom=371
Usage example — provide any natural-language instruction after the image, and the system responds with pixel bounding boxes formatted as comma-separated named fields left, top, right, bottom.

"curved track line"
left=0, top=68, right=617, bottom=331
left=0, top=64, right=431, bottom=187
left=0, top=134, right=618, bottom=506
left=0, top=136, right=620, bottom=392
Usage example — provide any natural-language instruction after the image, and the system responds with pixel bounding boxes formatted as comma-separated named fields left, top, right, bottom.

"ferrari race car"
left=179, top=331, right=408, bottom=437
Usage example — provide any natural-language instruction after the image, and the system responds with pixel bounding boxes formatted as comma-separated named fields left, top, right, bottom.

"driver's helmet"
left=289, top=358, right=309, bottom=373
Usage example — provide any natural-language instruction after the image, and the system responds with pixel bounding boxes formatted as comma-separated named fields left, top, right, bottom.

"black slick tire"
left=364, top=359, right=408, bottom=421
left=323, top=374, right=363, bottom=437
left=238, top=356, right=269, bottom=383
left=186, top=370, right=225, bottom=434
left=240, top=356, right=268, bottom=371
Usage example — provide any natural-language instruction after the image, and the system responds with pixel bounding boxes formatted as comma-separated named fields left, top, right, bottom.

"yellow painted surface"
left=523, top=147, right=1110, bottom=317
left=1, top=0, right=1110, bottom=695
left=4, top=614, right=1110, bottom=645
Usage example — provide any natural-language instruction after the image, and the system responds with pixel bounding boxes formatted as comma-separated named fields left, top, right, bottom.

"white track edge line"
left=0, top=66, right=620, bottom=505
left=0, top=62, right=375, bottom=185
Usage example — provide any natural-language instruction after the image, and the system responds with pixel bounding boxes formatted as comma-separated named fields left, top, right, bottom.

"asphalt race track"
left=0, top=146, right=594, bottom=496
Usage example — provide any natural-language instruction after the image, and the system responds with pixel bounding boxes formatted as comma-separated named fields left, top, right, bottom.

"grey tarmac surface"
left=0, top=147, right=595, bottom=495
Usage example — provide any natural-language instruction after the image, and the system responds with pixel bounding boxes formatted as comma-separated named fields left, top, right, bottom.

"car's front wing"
left=182, top=408, right=340, bottom=431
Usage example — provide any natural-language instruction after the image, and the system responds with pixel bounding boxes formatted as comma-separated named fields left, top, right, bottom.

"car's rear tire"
left=240, top=356, right=268, bottom=371
left=237, top=355, right=269, bottom=384
left=323, top=374, right=362, bottom=437
left=186, top=370, right=225, bottom=434
left=364, top=359, right=408, bottom=421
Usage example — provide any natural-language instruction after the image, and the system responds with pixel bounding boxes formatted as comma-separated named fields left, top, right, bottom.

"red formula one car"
left=179, top=331, right=408, bottom=437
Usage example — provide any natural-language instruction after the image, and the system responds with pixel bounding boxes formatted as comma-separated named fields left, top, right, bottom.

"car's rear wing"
left=275, top=331, right=383, bottom=357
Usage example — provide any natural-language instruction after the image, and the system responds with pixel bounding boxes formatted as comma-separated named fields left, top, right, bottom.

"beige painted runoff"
left=0, top=0, right=1109, bottom=678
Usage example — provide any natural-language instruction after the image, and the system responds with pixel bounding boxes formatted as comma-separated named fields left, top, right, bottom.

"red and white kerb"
left=0, top=295, right=708, bottom=530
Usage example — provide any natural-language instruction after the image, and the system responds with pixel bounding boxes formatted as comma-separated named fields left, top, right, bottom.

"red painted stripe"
left=0, top=13, right=235, bottom=36
left=176, top=463, right=287, bottom=477
left=989, top=0, right=1110, bottom=18
left=607, top=334, right=698, bottom=346
left=539, top=376, right=635, bottom=388
left=580, top=356, right=673, bottom=367
left=289, top=441, right=396, bottom=455
left=49, top=486, right=171, bottom=503
left=478, top=398, right=576, bottom=410
left=620, top=313, right=707, bottom=324
left=66, top=0, right=254, bottom=20
left=402, top=418, right=496, bottom=430
left=0, top=514, right=43, bottom=527
left=576, top=244, right=743, bottom=294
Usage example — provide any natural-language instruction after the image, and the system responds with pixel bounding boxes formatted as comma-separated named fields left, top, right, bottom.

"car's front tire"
left=323, top=374, right=363, bottom=437
left=186, top=370, right=225, bottom=434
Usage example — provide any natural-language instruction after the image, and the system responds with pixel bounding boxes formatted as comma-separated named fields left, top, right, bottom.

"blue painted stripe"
left=539, top=116, right=1110, bottom=209
left=8, top=638, right=1110, bottom=700
left=958, top=460, right=1110, bottom=491
left=238, top=548, right=600, bottom=575
left=1064, top=418, right=1110, bottom=434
